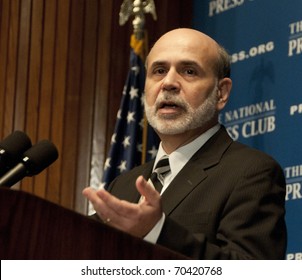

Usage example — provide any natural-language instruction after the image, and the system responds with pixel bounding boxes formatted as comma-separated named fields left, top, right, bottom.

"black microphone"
left=0, top=131, right=32, bottom=177
left=0, top=140, right=59, bottom=187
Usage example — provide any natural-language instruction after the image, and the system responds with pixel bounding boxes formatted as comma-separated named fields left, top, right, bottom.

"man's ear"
left=216, top=78, right=232, bottom=111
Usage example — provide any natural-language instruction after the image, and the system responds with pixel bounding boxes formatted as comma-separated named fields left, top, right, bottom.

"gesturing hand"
left=82, top=175, right=163, bottom=237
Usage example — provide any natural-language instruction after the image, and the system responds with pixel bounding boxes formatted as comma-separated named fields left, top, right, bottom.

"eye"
left=183, top=68, right=197, bottom=76
left=152, top=67, right=167, bottom=75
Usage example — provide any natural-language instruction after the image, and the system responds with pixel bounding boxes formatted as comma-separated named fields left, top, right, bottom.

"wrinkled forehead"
left=147, top=29, right=219, bottom=70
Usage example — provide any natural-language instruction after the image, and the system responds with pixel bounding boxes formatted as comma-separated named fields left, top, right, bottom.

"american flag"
left=101, top=34, right=159, bottom=189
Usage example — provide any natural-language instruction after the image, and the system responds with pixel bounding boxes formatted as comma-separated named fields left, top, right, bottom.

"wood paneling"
left=0, top=0, right=192, bottom=214
left=0, top=0, right=113, bottom=213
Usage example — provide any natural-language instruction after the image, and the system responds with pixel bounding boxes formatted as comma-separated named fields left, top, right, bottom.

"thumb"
left=135, top=175, right=160, bottom=205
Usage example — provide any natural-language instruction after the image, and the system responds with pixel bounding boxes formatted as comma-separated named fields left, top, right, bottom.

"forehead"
left=147, top=30, right=218, bottom=69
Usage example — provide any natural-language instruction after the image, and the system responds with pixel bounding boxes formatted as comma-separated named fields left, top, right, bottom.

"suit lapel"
left=161, top=160, right=207, bottom=214
left=161, top=127, right=233, bottom=215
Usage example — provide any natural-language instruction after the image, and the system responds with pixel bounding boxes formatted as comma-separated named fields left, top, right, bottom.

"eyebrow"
left=150, top=60, right=203, bottom=69
left=148, top=60, right=167, bottom=69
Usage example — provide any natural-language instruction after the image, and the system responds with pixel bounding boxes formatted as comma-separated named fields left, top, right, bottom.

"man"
left=83, top=28, right=287, bottom=259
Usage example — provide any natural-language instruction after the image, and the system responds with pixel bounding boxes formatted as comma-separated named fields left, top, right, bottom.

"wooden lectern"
left=0, top=188, right=186, bottom=259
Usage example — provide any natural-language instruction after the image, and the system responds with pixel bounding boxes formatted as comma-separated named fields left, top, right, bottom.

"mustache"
left=154, top=92, right=189, bottom=111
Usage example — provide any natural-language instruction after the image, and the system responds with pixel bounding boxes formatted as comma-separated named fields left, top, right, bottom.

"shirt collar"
left=154, top=123, right=221, bottom=176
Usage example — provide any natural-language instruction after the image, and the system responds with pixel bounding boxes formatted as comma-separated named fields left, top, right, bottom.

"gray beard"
left=144, top=88, right=219, bottom=135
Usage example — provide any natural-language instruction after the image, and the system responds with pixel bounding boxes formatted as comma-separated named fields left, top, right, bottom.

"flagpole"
left=141, top=29, right=149, bottom=164
left=119, top=0, right=157, bottom=164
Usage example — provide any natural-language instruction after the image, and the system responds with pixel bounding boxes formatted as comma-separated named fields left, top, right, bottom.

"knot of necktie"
left=150, top=156, right=170, bottom=193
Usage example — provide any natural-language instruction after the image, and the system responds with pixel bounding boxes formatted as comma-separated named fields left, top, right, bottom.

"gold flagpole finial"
left=119, top=0, right=157, bottom=39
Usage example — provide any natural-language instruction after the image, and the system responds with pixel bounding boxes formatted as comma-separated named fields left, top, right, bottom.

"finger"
left=82, top=187, right=99, bottom=204
left=82, top=188, right=106, bottom=219
left=83, top=187, right=120, bottom=223
left=135, top=176, right=161, bottom=206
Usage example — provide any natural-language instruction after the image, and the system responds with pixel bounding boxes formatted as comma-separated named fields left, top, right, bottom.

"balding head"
left=147, top=28, right=230, bottom=80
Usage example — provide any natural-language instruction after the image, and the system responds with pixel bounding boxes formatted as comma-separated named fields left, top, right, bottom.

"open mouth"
left=158, top=101, right=180, bottom=109
left=157, top=101, right=184, bottom=116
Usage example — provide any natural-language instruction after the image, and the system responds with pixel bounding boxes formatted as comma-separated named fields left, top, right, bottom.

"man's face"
left=144, top=30, right=221, bottom=135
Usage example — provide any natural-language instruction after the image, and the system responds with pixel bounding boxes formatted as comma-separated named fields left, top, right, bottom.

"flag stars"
left=122, top=85, right=127, bottom=95
left=104, top=158, right=111, bottom=170
left=118, top=160, right=127, bottom=173
left=139, top=117, right=145, bottom=128
left=137, top=143, right=142, bottom=152
left=102, top=47, right=159, bottom=188
left=131, top=65, right=140, bottom=75
left=122, top=136, right=131, bottom=148
left=148, top=146, right=158, bottom=159
left=127, top=111, right=135, bottom=123
left=99, top=182, right=107, bottom=189
left=111, top=133, right=117, bottom=144
left=117, top=109, right=122, bottom=119
left=141, top=92, right=145, bottom=106
left=129, top=86, right=139, bottom=99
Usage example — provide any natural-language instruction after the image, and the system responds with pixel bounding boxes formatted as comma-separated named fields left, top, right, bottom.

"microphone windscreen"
left=0, top=130, right=32, bottom=157
left=22, top=140, right=59, bottom=176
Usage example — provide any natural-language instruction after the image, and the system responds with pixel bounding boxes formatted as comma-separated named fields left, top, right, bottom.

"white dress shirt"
left=144, top=124, right=221, bottom=243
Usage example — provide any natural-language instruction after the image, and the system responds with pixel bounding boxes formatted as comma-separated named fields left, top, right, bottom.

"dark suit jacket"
left=107, top=126, right=287, bottom=259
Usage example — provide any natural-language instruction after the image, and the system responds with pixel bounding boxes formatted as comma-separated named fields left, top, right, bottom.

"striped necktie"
left=150, top=156, right=170, bottom=194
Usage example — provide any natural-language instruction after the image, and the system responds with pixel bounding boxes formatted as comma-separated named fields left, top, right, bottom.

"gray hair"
left=216, top=44, right=231, bottom=79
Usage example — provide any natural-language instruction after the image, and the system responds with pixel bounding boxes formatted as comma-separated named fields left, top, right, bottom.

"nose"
left=161, top=69, right=180, bottom=92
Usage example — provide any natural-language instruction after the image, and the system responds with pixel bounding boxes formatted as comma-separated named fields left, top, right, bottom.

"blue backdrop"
left=193, top=0, right=302, bottom=259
